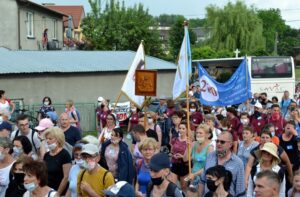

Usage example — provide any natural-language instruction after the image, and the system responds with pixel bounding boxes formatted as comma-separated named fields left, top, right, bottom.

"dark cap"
left=0, top=121, right=12, bottom=132
left=149, top=153, right=170, bottom=172
left=103, top=181, right=135, bottom=197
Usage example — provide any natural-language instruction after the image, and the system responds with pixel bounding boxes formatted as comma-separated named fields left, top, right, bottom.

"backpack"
left=63, top=142, right=73, bottom=157
left=13, top=129, right=37, bottom=153
left=71, top=109, right=81, bottom=122
left=250, top=165, right=285, bottom=183
left=71, top=109, right=81, bottom=129
left=79, top=169, right=109, bottom=185
left=146, top=181, right=185, bottom=197
left=161, top=123, right=170, bottom=147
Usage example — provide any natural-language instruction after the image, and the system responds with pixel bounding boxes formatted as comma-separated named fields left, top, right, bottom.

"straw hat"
left=259, top=142, right=280, bottom=162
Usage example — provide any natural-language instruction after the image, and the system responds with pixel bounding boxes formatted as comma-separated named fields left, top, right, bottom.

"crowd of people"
left=0, top=88, right=300, bottom=197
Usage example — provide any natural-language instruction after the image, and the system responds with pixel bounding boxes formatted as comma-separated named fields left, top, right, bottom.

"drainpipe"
left=18, top=6, right=21, bottom=49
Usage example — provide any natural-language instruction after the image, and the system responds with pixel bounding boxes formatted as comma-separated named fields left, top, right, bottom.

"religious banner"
left=197, top=58, right=252, bottom=106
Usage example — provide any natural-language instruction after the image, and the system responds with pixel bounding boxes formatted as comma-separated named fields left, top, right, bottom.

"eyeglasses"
left=19, top=123, right=29, bottom=127
left=216, top=140, right=230, bottom=145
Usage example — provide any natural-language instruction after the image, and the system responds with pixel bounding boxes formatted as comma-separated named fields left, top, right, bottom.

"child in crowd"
left=288, top=169, right=300, bottom=197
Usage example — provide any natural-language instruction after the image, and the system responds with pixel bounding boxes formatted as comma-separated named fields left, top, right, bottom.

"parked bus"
left=192, top=56, right=295, bottom=101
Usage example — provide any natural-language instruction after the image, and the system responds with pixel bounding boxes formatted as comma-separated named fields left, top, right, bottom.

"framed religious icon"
left=135, top=70, right=157, bottom=96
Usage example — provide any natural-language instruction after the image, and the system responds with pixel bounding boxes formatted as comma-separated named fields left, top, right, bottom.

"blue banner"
left=197, top=59, right=251, bottom=106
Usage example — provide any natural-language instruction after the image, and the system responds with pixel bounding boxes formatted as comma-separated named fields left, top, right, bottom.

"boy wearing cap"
left=250, top=102, right=267, bottom=137
left=77, top=143, right=114, bottom=197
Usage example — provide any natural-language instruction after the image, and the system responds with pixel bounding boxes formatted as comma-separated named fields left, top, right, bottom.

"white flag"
left=121, top=43, right=145, bottom=108
left=172, top=26, right=191, bottom=100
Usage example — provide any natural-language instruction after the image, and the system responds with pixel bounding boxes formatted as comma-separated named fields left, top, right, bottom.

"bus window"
left=251, top=57, right=292, bottom=78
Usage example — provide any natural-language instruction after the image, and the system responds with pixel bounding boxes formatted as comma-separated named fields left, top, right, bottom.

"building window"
left=26, top=12, right=34, bottom=37
left=53, top=19, right=57, bottom=39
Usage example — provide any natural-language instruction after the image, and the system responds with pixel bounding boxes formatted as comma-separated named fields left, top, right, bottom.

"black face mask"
left=254, top=111, right=261, bottom=118
left=151, top=177, right=164, bottom=186
left=206, top=179, right=218, bottom=192
left=101, top=104, right=105, bottom=109
left=14, top=173, right=25, bottom=184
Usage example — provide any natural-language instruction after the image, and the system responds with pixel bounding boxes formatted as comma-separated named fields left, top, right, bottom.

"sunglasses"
left=216, top=140, right=230, bottom=145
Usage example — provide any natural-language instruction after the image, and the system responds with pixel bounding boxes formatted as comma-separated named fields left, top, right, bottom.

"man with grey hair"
left=198, top=131, right=246, bottom=196
left=254, top=170, right=280, bottom=197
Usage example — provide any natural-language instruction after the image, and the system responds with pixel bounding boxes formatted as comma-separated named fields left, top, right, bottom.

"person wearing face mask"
left=236, top=112, right=252, bottom=141
left=43, top=127, right=72, bottom=196
left=198, top=131, right=246, bottom=197
left=237, top=99, right=254, bottom=117
left=78, top=143, right=115, bottom=197
left=100, top=128, right=134, bottom=184
left=190, top=102, right=204, bottom=130
left=65, top=141, right=87, bottom=197
left=127, top=103, right=140, bottom=134
left=22, top=159, right=57, bottom=197
left=12, top=136, right=35, bottom=160
left=186, top=124, right=214, bottom=196
left=250, top=102, right=268, bottom=137
left=0, top=137, right=16, bottom=196
left=148, top=152, right=184, bottom=197
left=5, top=156, right=31, bottom=197
left=204, top=165, right=233, bottom=197
left=147, top=112, right=162, bottom=150
left=38, top=96, right=55, bottom=121
left=267, top=104, right=287, bottom=136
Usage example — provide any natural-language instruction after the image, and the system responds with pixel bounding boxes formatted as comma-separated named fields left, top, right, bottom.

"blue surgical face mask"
left=24, top=182, right=38, bottom=192
left=0, top=152, right=5, bottom=161
left=13, top=146, right=23, bottom=156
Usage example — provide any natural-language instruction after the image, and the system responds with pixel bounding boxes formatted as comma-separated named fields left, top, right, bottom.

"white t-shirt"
left=23, top=189, right=57, bottom=197
left=68, top=164, right=81, bottom=197
left=11, top=129, right=41, bottom=154
left=0, top=162, right=14, bottom=196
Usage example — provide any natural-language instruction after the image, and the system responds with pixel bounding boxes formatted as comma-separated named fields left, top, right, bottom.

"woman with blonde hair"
left=247, top=142, right=286, bottom=197
left=186, top=123, right=214, bottom=196
left=135, top=137, right=159, bottom=197
left=43, top=127, right=72, bottom=196
left=65, top=99, right=80, bottom=128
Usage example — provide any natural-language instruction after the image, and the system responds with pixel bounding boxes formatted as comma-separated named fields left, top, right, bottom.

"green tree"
left=257, top=9, right=286, bottom=54
left=168, top=16, right=197, bottom=60
left=189, top=18, right=206, bottom=28
left=192, top=46, right=217, bottom=59
left=156, top=14, right=183, bottom=26
left=205, top=1, right=265, bottom=53
left=81, top=0, right=163, bottom=57
left=278, top=26, right=300, bottom=56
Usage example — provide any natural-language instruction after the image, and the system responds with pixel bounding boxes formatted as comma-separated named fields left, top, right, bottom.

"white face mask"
left=240, top=119, right=249, bottom=125
left=271, top=131, right=275, bottom=137
left=75, top=159, right=84, bottom=167
left=190, top=109, right=196, bottom=113
left=0, top=152, right=5, bottom=161
left=13, top=147, right=23, bottom=156
left=148, top=118, right=153, bottom=124
left=196, top=137, right=205, bottom=144
left=47, top=143, right=57, bottom=151
left=131, top=108, right=137, bottom=112
left=44, top=101, right=49, bottom=106
left=0, top=116, right=3, bottom=123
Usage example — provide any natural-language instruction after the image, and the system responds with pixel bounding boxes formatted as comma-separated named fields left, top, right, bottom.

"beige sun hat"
left=259, top=142, right=280, bottom=162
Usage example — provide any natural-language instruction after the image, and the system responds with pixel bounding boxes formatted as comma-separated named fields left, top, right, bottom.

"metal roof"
left=0, top=48, right=176, bottom=74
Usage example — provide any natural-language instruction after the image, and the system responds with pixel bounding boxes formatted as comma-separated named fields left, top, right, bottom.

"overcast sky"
left=32, top=0, right=300, bottom=28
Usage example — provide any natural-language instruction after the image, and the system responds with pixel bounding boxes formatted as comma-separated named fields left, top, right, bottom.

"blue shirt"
left=200, top=151, right=246, bottom=197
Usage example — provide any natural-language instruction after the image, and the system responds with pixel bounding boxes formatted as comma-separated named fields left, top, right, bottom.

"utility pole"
left=274, top=32, right=278, bottom=56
